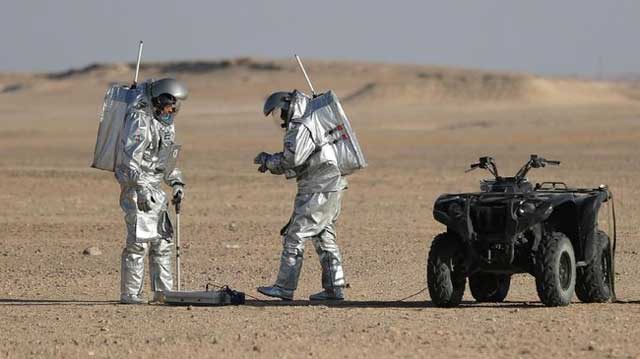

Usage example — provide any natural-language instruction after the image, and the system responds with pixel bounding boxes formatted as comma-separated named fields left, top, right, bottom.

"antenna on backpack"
left=132, top=41, right=144, bottom=89
left=294, top=54, right=316, bottom=97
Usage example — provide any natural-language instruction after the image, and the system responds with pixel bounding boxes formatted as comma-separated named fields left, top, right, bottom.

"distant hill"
left=1, top=58, right=638, bottom=105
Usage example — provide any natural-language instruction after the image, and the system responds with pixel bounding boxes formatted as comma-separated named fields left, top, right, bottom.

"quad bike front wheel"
left=427, top=232, right=466, bottom=307
left=575, top=230, right=613, bottom=303
left=535, top=232, right=576, bottom=307
left=469, top=273, right=511, bottom=302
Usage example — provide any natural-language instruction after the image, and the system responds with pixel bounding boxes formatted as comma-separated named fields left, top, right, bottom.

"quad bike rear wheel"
left=469, top=273, right=511, bottom=302
left=575, top=230, right=613, bottom=303
left=427, top=232, right=466, bottom=307
left=535, top=232, right=576, bottom=307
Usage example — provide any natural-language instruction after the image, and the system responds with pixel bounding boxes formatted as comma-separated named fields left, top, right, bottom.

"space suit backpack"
left=91, top=82, right=149, bottom=172
left=306, top=91, right=367, bottom=176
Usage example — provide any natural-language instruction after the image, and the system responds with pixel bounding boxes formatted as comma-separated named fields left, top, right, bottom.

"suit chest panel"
left=147, top=121, right=175, bottom=153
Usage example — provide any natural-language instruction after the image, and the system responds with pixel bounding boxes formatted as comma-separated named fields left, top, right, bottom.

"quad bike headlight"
left=516, top=201, right=536, bottom=217
left=448, top=202, right=464, bottom=219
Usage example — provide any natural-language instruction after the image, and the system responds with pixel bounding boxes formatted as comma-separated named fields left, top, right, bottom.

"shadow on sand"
left=2, top=298, right=636, bottom=308
left=241, top=299, right=548, bottom=309
left=0, top=298, right=119, bottom=306
left=241, top=298, right=640, bottom=308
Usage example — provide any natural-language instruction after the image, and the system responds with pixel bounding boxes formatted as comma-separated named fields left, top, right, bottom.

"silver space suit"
left=256, top=91, right=348, bottom=300
left=115, top=79, right=187, bottom=304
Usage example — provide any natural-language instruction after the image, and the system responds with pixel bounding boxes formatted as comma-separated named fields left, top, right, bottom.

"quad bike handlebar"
left=515, top=155, right=560, bottom=181
left=465, top=156, right=499, bottom=177
left=467, top=154, right=560, bottom=183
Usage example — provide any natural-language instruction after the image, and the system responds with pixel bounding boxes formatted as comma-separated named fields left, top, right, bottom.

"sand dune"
left=1, top=58, right=637, bottom=106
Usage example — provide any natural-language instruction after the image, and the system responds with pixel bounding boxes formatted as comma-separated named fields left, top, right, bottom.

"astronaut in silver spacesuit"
left=256, top=90, right=347, bottom=301
left=115, top=78, right=188, bottom=304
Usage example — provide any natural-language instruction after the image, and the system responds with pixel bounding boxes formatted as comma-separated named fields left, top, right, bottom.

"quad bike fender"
left=580, top=192, right=609, bottom=264
left=433, top=195, right=474, bottom=242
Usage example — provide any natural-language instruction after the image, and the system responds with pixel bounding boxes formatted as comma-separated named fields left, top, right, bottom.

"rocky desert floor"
left=1, top=59, right=640, bottom=358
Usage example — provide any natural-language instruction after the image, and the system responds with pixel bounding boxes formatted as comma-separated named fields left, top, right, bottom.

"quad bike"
left=428, top=155, right=617, bottom=307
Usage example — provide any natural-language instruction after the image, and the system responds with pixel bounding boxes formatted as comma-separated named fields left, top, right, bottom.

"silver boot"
left=309, top=288, right=345, bottom=301
left=120, top=293, right=146, bottom=304
left=257, top=285, right=294, bottom=301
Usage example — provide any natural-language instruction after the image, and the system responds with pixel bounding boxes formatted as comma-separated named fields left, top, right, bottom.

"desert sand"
left=1, top=58, right=640, bottom=358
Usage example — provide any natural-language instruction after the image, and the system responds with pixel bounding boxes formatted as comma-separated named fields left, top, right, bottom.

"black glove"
left=172, top=184, right=185, bottom=203
left=254, top=152, right=271, bottom=173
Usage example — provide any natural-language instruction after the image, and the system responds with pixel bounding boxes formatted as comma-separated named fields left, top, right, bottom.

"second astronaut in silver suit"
left=115, top=78, right=188, bottom=304
left=256, top=91, right=347, bottom=301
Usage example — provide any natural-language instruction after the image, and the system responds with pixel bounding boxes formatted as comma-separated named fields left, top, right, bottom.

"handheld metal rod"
left=175, top=199, right=181, bottom=291
left=133, top=41, right=144, bottom=87
left=294, top=54, right=316, bottom=96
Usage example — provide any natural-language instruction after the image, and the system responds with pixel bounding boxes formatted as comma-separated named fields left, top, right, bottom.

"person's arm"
left=120, top=111, right=149, bottom=187
left=262, top=123, right=315, bottom=174
left=165, top=164, right=185, bottom=203
left=160, top=124, right=185, bottom=200
left=119, top=111, right=153, bottom=211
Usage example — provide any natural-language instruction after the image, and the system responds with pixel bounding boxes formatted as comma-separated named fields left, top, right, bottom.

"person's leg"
left=259, top=192, right=331, bottom=300
left=120, top=242, right=149, bottom=303
left=120, top=186, right=149, bottom=304
left=149, top=237, right=174, bottom=300
left=309, top=191, right=346, bottom=300
left=313, top=223, right=345, bottom=290
left=273, top=232, right=306, bottom=291
left=259, top=221, right=307, bottom=300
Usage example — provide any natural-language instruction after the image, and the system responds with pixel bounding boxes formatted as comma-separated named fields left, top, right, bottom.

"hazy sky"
left=2, top=0, right=638, bottom=76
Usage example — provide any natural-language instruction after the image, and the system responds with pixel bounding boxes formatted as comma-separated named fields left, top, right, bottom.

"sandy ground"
left=1, top=60, right=640, bottom=358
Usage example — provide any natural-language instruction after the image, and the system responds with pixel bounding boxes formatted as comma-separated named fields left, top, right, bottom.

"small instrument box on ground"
left=162, top=287, right=245, bottom=306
